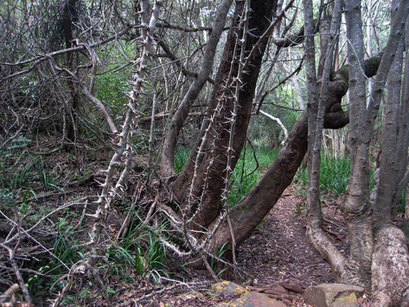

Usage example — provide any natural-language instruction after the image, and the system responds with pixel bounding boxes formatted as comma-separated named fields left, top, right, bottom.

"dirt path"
left=238, top=186, right=336, bottom=287
left=235, top=185, right=348, bottom=305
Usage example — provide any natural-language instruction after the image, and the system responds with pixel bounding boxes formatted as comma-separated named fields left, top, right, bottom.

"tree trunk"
left=209, top=82, right=350, bottom=252
left=63, top=0, right=81, bottom=143
left=171, top=0, right=278, bottom=229
left=371, top=6, right=409, bottom=305
left=160, top=0, right=233, bottom=178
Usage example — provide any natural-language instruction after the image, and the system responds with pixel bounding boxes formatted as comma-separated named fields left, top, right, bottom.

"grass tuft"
left=296, top=154, right=350, bottom=198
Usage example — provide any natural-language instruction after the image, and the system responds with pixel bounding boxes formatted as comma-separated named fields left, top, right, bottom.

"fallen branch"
left=0, top=244, right=32, bottom=304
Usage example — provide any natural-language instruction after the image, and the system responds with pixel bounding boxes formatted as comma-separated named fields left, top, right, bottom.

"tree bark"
left=160, top=0, right=233, bottom=178
left=341, top=0, right=374, bottom=288
left=171, top=0, right=278, bottom=229
left=371, top=4, right=409, bottom=305
left=63, top=0, right=81, bottom=143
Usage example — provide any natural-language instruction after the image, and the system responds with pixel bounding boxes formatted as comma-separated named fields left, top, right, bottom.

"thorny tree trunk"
left=160, top=0, right=233, bottom=178
left=170, top=0, right=278, bottom=229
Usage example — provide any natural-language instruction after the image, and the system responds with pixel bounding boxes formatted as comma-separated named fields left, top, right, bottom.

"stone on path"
left=304, top=283, right=365, bottom=307
left=212, top=281, right=287, bottom=307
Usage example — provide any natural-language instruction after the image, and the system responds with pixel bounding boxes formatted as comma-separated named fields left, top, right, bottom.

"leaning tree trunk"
left=207, top=48, right=386, bottom=253
left=170, top=0, right=278, bottom=229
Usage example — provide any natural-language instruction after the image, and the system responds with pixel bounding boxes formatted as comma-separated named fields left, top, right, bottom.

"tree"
left=303, top=0, right=409, bottom=304
left=2, top=0, right=409, bottom=304
left=159, top=0, right=409, bottom=304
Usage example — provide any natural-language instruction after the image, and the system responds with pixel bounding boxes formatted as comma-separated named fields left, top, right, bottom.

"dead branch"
left=0, top=284, right=19, bottom=305
left=0, top=243, right=32, bottom=304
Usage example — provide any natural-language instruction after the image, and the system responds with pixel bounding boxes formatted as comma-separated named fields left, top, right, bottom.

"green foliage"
left=174, top=146, right=278, bottom=205
left=295, top=203, right=303, bottom=216
left=249, top=84, right=301, bottom=148
left=174, top=146, right=191, bottom=173
left=27, top=215, right=82, bottom=294
left=210, top=242, right=229, bottom=277
left=398, top=189, right=407, bottom=213
left=105, top=217, right=168, bottom=283
left=297, top=154, right=350, bottom=197
left=228, top=147, right=278, bottom=205
left=95, top=72, right=130, bottom=116
left=0, top=139, right=62, bottom=194
left=34, top=156, right=62, bottom=191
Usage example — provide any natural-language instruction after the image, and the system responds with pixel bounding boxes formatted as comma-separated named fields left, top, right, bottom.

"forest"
left=1, top=0, right=409, bottom=306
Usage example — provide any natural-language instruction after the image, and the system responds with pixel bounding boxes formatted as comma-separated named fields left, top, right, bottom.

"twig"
left=118, top=281, right=211, bottom=306
left=245, top=137, right=260, bottom=177
left=201, top=254, right=220, bottom=282
left=117, top=183, right=143, bottom=238
left=0, top=210, right=70, bottom=270
left=324, top=227, right=343, bottom=241
left=2, top=201, right=89, bottom=245
left=0, top=283, right=19, bottom=304
left=141, top=197, right=158, bottom=228
left=227, top=215, right=237, bottom=265
left=0, top=244, right=32, bottom=304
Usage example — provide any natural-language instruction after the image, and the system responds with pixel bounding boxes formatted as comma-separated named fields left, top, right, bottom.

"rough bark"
left=392, top=15, right=409, bottom=210
left=304, top=0, right=349, bottom=282
left=371, top=227, right=409, bottom=306
left=371, top=5, right=409, bottom=305
left=171, top=0, right=278, bottom=229
left=209, top=97, right=350, bottom=251
left=203, top=49, right=382, bottom=252
left=342, top=0, right=373, bottom=288
left=160, top=0, right=233, bottom=178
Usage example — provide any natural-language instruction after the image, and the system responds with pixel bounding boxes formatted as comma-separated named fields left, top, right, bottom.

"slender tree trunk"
left=341, top=0, right=374, bottom=287
left=63, top=0, right=80, bottom=143
left=303, top=0, right=352, bottom=282
left=160, top=0, right=233, bottom=178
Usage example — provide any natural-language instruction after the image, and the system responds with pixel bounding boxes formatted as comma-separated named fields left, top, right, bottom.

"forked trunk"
left=171, top=0, right=278, bottom=228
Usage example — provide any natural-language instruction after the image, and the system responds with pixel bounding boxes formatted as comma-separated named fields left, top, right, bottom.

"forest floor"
left=1, top=140, right=351, bottom=306
left=111, top=186, right=350, bottom=306
left=234, top=186, right=348, bottom=306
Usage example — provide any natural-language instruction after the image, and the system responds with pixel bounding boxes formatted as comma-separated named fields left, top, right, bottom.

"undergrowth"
left=296, top=154, right=350, bottom=198
left=0, top=135, right=171, bottom=303
left=174, top=145, right=279, bottom=206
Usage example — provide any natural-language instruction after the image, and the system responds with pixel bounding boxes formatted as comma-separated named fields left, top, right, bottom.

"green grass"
left=174, top=146, right=191, bottom=173
left=105, top=216, right=168, bottom=284
left=228, top=147, right=278, bottom=205
left=296, top=154, right=350, bottom=198
left=174, top=145, right=279, bottom=206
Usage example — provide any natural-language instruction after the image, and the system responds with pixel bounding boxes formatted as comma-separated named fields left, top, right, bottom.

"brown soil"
left=235, top=185, right=348, bottom=305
